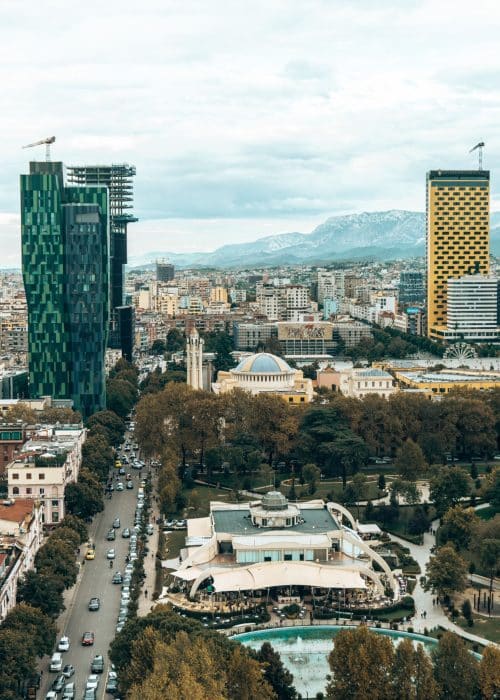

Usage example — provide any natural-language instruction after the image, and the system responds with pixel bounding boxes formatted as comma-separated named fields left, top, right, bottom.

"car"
left=62, top=681, right=75, bottom=699
left=62, top=664, right=75, bottom=678
left=146, top=524, right=154, bottom=535
left=112, top=518, right=120, bottom=528
left=125, top=473, right=131, bottom=480
left=50, top=652, right=63, bottom=672
left=58, top=635, right=70, bottom=652
left=45, top=692, right=57, bottom=700
left=122, top=528, right=130, bottom=538
left=112, top=571, right=123, bottom=584
left=117, top=613, right=128, bottom=624
left=107, top=548, right=116, bottom=559
left=118, top=467, right=126, bottom=475
left=121, top=592, right=130, bottom=602
left=91, top=655, right=104, bottom=673
left=88, top=597, right=100, bottom=611
left=116, top=622, right=124, bottom=633
left=52, top=674, right=66, bottom=692
left=125, top=563, right=133, bottom=574
left=85, top=548, right=95, bottom=560
left=81, top=632, right=95, bottom=646
left=106, top=529, right=116, bottom=541
left=86, top=674, right=100, bottom=690
left=128, top=552, right=138, bottom=562
left=126, top=481, right=134, bottom=489
left=116, top=482, right=124, bottom=491
left=83, top=689, right=96, bottom=700
left=106, top=677, right=119, bottom=696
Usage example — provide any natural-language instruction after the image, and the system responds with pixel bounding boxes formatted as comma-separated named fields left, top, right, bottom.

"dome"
left=261, top=491, right=289, bottom=511
left=233, top=353, right=292, bottom=375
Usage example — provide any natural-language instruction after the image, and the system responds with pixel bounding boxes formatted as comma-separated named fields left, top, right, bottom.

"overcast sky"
left=2, top=0, right=500, bottom=266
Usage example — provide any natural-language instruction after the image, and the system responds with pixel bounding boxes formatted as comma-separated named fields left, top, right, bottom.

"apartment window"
left=51, top=499, right=59, bottom=507
left=39, top=488, right=45, bottom=495
left=26, top=473, right=32, bottom=479
left=39, top=473, right=45, bottom=480
left=12, top=473, right=19, bottom=479
left=52, top=512, right=59, bottom=523
left=26, top=487, right=32, bottom=495
left=12, top=486, right=19, bottom=495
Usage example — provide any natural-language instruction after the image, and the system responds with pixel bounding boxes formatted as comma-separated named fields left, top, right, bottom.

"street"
left=39, top=456, right=143, bottom=699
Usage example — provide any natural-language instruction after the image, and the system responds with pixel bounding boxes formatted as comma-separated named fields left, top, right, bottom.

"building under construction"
left=67, top=163, right=138, bottom=360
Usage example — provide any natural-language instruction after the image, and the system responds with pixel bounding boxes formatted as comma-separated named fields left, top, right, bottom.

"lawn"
left=476, top=506, right=498, bottom=521
left=456, top=615, right=500, bottom=644
left=280, top=478, right=382, bottom=503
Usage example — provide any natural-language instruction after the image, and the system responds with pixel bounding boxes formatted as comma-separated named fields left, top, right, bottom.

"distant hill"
left=129, top=209, right=500, bottom=269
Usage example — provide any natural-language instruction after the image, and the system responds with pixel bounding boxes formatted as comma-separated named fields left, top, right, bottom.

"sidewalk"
left=137, top=473, right=160, bottom=616
left=389, top=524, right=498, bottom=648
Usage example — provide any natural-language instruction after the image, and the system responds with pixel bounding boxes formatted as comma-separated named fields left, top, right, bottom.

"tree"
left=121, top=626, right=160, bottom=692
left=322, top=432, right=370, bottom=487
left=432, top=632, right=480, bottom=700
left=256, top=642, right=297, bottom=700
left=87, top=409, right=126, bottom=445
left=107, top=377, right=138, bottom=418
left=151, top=339, right=166, bottom=355
left=61, top=514, right=88, bottom=543
left=17, top=571, right=64, bottom=617
left=302, top=463, right=321, bottom=495
left=249, top=394, right=299, bottom=465
left=480, top=539, right=500, bottom=594
left=82, top=433, right=114, bottom=480
left=424, top=544, right=468, bottom=597
left=35, top=537, right=78, bottom=588
left=2, top=603, right=57, bottom=658
left=166, top=328, right=185, bottom=353
left=65, top=479, right=104, bottom=520
left=326, top=626, right=394, bottom=700
left=429, top=466, right=471, bottom=515
left=479, top=645, right=500, bottom=700
left=203, top=331, right=234, bottom=373
left=439, top=506, right=479, bottom=550
left=394, top=439, right=427, bottom=482
left=0, top=627, right=36, bottom=699
left=226, top=645, right=276, bottom=700
left=378, top=473, right=386, bottom=491
left=391, top=637, right=438, bottom=700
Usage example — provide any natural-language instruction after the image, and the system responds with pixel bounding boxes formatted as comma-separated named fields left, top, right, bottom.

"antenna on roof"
left=469, top=142, right=485, bottom=170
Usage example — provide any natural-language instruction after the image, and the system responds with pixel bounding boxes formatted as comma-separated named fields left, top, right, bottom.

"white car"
left=57, top=636, right=70, bottom=652
left=86, top=674, right=99, bottom=690
left=107, top=548, right=116, bottom=559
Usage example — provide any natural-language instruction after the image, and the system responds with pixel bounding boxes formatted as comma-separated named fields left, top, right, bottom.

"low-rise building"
left=7, top=425, right=86, bottom=524
left=0, top=498, right=44, bottom=620
left=395, top=369, right=500, bottom=397
left=330, top=367, right=396, bottom=399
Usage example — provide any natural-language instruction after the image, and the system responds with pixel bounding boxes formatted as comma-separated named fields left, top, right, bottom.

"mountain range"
left=129, top=209, right=500, bottom=269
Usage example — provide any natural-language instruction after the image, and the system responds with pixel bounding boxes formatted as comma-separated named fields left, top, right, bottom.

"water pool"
left=236, top=625, right=438, bottom=698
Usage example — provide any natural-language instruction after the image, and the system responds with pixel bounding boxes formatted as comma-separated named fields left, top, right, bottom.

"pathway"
left=389, top=523, right=498, bottom=647
left=137, top=469, right=160, bottom=616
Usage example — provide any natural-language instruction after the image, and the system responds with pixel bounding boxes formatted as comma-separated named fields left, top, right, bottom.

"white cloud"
left=2, top=0, right=500, bottom=266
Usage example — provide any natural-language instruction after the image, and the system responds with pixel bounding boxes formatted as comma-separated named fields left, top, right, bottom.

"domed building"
left=212, top=352, right=314, bottom=404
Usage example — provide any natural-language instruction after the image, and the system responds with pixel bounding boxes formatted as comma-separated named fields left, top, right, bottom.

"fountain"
left=235, top=626, right=439, bottom=697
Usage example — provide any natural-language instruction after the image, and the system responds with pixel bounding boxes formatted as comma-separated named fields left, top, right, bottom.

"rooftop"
left=398, top=371, right=500, bottom=384
left=0, top=498, right=35, bottom=525
left=212, top=505, right=339, bottom=535
left=233, top=353, right=292, bottom=375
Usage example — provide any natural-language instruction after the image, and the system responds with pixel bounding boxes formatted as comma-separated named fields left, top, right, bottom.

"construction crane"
left=22, top=136, right=56, bottom=161
left=469, top=141, right=485, bottom=170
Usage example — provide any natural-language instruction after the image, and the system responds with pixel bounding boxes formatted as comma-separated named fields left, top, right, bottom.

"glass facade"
left=21, top=161, right=109, bottom=418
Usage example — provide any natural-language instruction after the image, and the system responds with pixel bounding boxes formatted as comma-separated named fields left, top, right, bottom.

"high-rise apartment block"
left=67, top=164, right=137, bottom=359
left=156, top=259, right=175, bottom=282
left=426, top=170, right=490, bottom=338
left=399, top=271, right=425, bottom=305
left=20, top=161, right=109, bottom=418
left=434, top=275, right=499, bottom=342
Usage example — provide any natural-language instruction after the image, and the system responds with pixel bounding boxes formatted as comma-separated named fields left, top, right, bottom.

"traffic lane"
left=43, top=477, right=139, bottom=699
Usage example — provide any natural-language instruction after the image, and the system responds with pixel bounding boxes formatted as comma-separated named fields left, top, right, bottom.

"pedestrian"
left=145, top=590, right=148, bottom=598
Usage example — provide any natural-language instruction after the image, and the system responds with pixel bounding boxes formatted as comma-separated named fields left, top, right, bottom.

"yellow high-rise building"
left=426, top=170, right=489, bottom=338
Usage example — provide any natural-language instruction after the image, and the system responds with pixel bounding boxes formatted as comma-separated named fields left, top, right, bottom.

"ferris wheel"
left=443, top=343, right=478, bottom=361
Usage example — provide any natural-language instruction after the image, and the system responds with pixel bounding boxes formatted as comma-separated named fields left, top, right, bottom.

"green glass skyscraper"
left=20, top=161, right=109, bottom=418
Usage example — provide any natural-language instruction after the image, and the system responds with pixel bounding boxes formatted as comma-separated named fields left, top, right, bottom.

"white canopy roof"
left=191, top=561, right=366, bottom=593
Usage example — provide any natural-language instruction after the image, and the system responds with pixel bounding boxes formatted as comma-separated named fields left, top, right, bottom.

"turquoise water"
left=236, top=625, right=438, bottom=697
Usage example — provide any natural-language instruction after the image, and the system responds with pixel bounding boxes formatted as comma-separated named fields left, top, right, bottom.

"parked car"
left=126, top=481, right=134, bottom=489
left=57, top=636, right=70, bottom=652
left=62, top=681, right=75, bottom=699
left=88, top=597, right=100, bottom=611
left=81, top=632, right=95, bottom=646
left=49, top=653, right=63, bottom=672
left=62, top=664, right=75, bottom=678
left=122, top=528, right=130, bottom=538
left=85, top=548, right=95, bottom=560
left=51, top=674, right=65, bottom=692
left=86, top=674, right=100, bottom=691
left=91, top=655, right=104, bottom=674
left=112, top=517, right=120, bottom=528
left=112, top=571, right=123, bottom=584
left=45, top=692, right=57, bottom=700
left=146, top=524, right=154, bottom=535
left=83, top=689, right=96, bottom=700
left=116, top=482, right=124, bottom=492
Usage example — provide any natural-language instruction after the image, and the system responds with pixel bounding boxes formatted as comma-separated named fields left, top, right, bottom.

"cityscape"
left=1, top=2, right=500, bottom=700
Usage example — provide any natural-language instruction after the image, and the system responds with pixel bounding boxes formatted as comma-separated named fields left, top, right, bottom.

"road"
left=40, top=446, right=143, bottom=699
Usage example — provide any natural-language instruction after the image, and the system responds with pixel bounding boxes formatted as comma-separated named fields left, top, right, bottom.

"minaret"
left=186, top=328, right=204, bottom=390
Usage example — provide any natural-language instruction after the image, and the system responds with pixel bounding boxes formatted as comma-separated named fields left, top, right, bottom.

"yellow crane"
left=22, top=135, right=56, bottom=161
